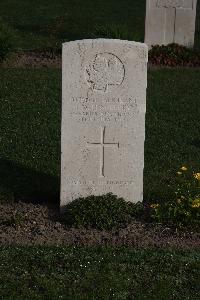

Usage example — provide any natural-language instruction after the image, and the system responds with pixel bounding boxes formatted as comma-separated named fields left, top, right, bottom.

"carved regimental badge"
left=85, top=53, right=125, bottom=93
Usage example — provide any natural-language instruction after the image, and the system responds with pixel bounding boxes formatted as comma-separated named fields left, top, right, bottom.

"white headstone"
left=61, top=39, right=148, bottom=209
left=145, top=0, right=197, bottom=47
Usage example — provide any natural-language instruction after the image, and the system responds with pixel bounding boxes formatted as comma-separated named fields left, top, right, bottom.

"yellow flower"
left=177, top=171, right=182, bottom=175
left=150, top=204, right=160, bottom=209
left=194, top=198, right=200, bottom=202
left=177, top=198, right=182, bottom=204
left=180, top=166, right=187, bottom=171
left=191, top=198, right=200, bottom=208
left=192, top=203, right=200, bottom=208
left=193, top=173, right=200, bottom=181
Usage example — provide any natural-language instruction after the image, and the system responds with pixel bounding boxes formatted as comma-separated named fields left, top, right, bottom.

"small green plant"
left=62, top=193, right=143, bottom=230
left=149, top=43, right=200, bottom=67
left=0, top=19, right=15, bottom=62
left=150, top=166, right=200, bottom=228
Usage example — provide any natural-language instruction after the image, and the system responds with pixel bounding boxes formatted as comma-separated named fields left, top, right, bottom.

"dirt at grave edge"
left=0, top=201, right=199, bottom=248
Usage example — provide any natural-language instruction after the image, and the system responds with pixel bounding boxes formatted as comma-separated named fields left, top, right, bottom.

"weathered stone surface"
left=145, top=0, right=197, bottom=47
left=61, top=39, right=148, bottom=209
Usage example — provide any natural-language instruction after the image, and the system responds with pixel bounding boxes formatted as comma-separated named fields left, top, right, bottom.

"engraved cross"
left=87, top=126, right=119, bottom=177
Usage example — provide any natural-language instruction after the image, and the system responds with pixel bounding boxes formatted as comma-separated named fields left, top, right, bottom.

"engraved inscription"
left=85, top=53, right=125, bottom=92
left=86, top=126, right=119, bottom=177
left=69, top=96, right=138, bottom=123
left=156, top=0, right=193, bottom=9
left=66, top=179, right=135, bottom=186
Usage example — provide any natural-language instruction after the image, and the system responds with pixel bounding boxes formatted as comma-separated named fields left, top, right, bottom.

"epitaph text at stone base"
left=61, top=39, right=148, bottom=209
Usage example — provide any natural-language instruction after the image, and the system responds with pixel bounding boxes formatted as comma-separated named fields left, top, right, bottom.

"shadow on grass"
left=0, top=159, right=60, bottom=206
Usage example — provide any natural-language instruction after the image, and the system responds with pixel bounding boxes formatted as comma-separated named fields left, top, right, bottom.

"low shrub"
left=149, top=43, right=200, bottom=67
left=0, top=19, right=16, bottom=62
left=62, top=193, right=143, bottom=230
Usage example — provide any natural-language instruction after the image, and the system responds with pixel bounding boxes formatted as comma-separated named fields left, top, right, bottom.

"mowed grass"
left=0, top=69, right=61, bottom=203
left=0, top=0, right=145, bottom=49
left=0, top=68, right=200, bottom=204
left=145, top=69, right=200, bottom=201
left=0, top=0, right=199, bottom=49
left=0, top=246, right=199, bottom=299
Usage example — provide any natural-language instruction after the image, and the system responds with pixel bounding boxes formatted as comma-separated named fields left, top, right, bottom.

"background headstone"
left=145, top=0, right=197, bottom=47
left=61, top=39, right=148, bottom=209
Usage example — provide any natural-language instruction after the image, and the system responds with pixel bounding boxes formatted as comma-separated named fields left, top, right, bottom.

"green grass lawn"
left=0, top=68, right=200, bottom=204
left=0, top=0, right=199, bottom=49
left=0, top=246, right=199, bottom=299
left=0, top=69, right=61, bottom=203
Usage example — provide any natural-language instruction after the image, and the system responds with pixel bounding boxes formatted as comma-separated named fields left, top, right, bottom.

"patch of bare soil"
left=0, top=201, right=199, bottom=248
